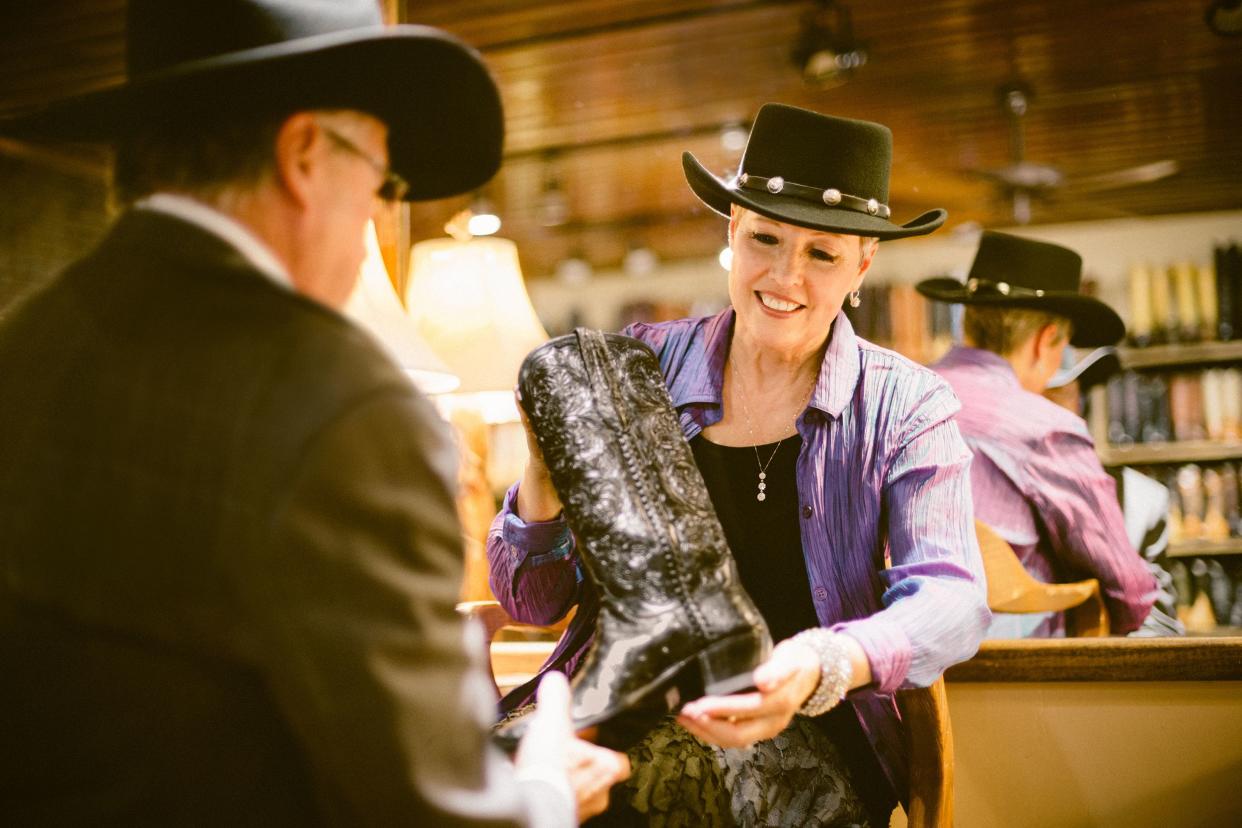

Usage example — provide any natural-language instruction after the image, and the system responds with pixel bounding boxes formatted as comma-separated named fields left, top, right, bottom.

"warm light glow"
left=466, top=212, right=501, bottom=237
left=718, top=246, right=733, bottom=270
left=406, top=236, right=549, bottom=420
left=344, top=222, right=460, bottom=395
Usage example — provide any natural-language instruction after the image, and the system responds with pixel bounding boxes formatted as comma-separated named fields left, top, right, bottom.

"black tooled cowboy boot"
left=498, top=328, right=771, bottom=750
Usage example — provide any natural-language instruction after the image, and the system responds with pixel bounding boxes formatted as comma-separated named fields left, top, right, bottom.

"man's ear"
left=1034, top=322, right=1063, bottom=359
left=273, top=112, right=321, bottom=209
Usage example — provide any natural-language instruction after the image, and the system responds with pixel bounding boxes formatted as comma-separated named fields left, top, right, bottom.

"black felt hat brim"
left=683, top=152, right=945, bottom=240
left=1, top=26, right=502, bottom=202
left=916, top=278, right=1126, bottom=348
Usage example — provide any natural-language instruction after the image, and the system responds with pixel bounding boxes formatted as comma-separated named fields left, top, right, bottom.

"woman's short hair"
left=962, top=305, right=1072, bottom=355
left=112, top=113, right=284, bottom=206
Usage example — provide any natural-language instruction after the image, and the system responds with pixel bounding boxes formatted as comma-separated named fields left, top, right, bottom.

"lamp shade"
left=344, top=222, right=460, bottom=395
left=406, top=236, right=548, bottom=421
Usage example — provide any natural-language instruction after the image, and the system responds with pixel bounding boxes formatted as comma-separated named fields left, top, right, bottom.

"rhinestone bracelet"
left=790, top=629, right=854, bottom=717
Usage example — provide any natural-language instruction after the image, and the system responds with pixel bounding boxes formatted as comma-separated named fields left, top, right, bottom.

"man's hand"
left=516, top=672, right=630, bottom=822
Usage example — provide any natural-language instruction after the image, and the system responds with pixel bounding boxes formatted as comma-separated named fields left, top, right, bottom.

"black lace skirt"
left=583, top=714, right=879, bottom=828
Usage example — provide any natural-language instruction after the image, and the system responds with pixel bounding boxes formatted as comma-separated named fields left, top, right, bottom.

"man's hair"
left=962, top=305, right=1072, bottom=355
left=111, top=113, right=285, bottom=206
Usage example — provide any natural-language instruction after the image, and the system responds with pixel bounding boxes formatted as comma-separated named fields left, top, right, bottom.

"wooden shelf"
left=1118, top=340, right=1242, bottom=370
left=1099, top=440, right=1242, bottom=466
left=1167, top=538, right=1242, bottom=558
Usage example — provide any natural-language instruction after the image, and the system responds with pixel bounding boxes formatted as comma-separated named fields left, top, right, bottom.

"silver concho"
left=866, top=198, right=879, bottom=216
left=822, top=188, right=842, bottom=205
left=766, top=176, right=784, bottom=194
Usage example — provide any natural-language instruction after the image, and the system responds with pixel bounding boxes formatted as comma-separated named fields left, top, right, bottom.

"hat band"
left=966, top=277, right=1048, bottom=298
left=733, top=173, right=891, bottom=220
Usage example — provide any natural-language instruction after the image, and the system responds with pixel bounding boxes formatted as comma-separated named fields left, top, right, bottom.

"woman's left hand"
left=675, top=637, right=822, bottom=749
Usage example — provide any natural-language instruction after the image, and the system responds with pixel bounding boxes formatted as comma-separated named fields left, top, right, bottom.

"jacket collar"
left=136, top=193, right=291, bottom=290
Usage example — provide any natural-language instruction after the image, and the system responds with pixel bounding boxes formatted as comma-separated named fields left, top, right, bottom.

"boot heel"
left=696, top=632, right=771, bottom=697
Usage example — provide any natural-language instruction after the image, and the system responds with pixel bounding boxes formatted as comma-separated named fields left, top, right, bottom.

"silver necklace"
left=731, top=360, right=815, bottom=503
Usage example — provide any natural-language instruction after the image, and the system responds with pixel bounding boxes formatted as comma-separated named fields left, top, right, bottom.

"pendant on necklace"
left=757, top=471, right=766, bottom=502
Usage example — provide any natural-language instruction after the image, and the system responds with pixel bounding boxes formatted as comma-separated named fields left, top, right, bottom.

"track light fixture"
left=791, top=0, right=868, bottom=89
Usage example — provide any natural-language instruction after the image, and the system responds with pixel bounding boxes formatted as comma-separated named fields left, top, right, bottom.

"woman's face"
left=727, top=207, right=876, bottom=358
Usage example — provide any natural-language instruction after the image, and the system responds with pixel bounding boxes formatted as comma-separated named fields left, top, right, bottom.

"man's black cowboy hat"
left=683, top=103, right=946, bottom=240
left=0, top=0, right=501, bottom=201
left=916, top=231, right=1125, bottom=347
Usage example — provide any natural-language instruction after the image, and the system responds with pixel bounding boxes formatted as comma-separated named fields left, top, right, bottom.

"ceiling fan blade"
left=1062, top=160, right=1180, bottom=193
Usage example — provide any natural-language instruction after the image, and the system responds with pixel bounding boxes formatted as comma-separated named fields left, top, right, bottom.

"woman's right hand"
left=515, top=389, right=564, bottom=522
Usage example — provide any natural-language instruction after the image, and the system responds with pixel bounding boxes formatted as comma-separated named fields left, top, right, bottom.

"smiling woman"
left=490, top=103, right=991, bottom=827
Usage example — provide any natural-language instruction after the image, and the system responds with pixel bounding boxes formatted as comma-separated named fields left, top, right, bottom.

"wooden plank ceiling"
left=404, top=0, right=1242, bottom=279
left=1, top=2, right=1238, bottom=282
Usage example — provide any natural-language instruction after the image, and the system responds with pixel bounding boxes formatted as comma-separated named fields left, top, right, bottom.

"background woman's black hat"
left=0, top=0, right=502, bottom=201
left=916, top=231, right=1125, bottom=347
left=683, top=103, right=946, bottom=240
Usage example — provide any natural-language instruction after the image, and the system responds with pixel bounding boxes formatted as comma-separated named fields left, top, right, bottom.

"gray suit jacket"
left=0, top=210, right=567, bottom=827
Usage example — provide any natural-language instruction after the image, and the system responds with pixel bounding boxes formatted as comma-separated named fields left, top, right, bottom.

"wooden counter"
left=925, top=637, right=1242, bottom=828
left=945, top=636, right=1242, bottom=682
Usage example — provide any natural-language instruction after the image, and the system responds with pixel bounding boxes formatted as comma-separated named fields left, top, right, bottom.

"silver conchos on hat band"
left=736, top=173, right=891, bottom=220
left=966, top=277, right=1051, bottom=300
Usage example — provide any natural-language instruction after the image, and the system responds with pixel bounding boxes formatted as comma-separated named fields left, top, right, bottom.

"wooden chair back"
left=975, top=520, right=1109, bottom=637
left=898, top=678, right=954, bottom=827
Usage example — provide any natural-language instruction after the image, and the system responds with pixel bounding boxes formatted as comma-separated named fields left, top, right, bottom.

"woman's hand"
left=514, top=389, right=563, bottom=522
left=675, top=637, right=823, bottom=748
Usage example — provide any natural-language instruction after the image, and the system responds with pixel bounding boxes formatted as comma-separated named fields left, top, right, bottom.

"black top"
left=689, top=433, right=817, bottom=644
left=690, top=432, right=897, bottom=825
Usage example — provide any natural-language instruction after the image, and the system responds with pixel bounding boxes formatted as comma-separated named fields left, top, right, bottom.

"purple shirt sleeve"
left=831, top=383, right=990, bottom=694
left=486, top=483, right=580, bottom=626
left=1024, top=429, right=1158, bottom=634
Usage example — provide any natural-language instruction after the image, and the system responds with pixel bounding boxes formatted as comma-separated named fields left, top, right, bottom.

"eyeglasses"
left=320, top=123, right=410, bottom=202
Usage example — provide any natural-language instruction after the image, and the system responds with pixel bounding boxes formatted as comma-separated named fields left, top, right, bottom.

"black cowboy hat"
left=683, top=103, right=946, bottom=240
left=916, top=231, right=1125, bottom=347
left=0, top=0, right=501, bottom=201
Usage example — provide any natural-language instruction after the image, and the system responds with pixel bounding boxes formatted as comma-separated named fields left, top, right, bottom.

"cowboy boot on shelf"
left=497, top=328, right=772, bottom=750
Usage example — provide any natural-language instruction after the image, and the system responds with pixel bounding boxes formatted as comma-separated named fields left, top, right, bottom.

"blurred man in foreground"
left=0, top=1, right=626, bottom=823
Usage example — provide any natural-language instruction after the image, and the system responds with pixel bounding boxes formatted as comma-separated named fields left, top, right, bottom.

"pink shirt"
left=931, top=345, right=1158, bottom=636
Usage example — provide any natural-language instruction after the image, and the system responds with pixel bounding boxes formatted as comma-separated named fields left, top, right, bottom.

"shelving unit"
left=1099, top=338, right=1242, bottom=636
left=1099, top=440, right=1242, bottom=467
left=1117, top=340, right=1242, bottom=370
left=1167, top=538, right=1242, bottom=558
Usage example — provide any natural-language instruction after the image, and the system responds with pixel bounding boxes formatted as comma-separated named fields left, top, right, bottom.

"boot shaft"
left=518, top=329, right=765, bottom=639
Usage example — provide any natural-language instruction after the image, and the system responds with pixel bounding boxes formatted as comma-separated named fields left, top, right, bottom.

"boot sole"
left=494, top=629, right=771, bottom=752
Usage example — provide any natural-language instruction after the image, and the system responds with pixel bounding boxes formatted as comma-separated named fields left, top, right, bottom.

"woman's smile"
left=756, top=291, right=804, bottom=315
